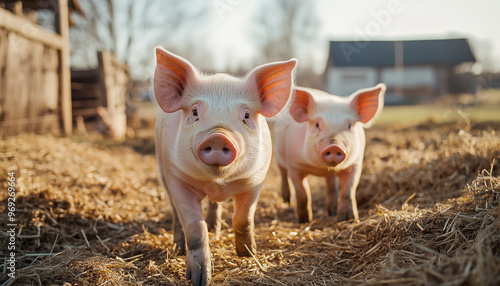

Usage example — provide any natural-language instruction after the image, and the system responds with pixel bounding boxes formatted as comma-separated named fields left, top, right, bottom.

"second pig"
left=273, top=84, right=386, bottom=223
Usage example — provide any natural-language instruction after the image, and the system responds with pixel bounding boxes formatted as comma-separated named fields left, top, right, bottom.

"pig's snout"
left=321, top=145, right=346, bottom=165
left=197, top=133, right=237, bottom=166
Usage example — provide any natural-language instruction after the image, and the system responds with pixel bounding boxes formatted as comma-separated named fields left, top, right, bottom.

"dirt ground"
left=1, top=120, right=499, bottom=285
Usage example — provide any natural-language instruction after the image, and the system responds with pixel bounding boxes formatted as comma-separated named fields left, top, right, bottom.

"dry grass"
left=1, top=121, right=499, bottom=285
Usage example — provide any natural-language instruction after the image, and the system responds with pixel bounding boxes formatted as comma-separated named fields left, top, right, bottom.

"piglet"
left=154, top=47, right=297, bottom=286
left=273, top=84, right=385, bottom=223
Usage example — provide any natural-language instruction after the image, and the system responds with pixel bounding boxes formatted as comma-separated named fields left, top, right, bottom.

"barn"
left=0, top=0, right=129, bottom=139
left=0, top=0, right=82, bottom=136
left=324, top=38, right=476, bottom=104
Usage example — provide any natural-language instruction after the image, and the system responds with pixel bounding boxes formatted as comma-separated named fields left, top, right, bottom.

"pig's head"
left=154, top=47, right=297, bottom=181
left=289, top=84, right=385, bottom=170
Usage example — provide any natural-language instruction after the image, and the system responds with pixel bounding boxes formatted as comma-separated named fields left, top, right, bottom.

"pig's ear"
left=289, top=88, right=314, bottom=122
left=349, top=83, right=386, bottom=126
left=154, top=47, right=197, bottom=113
left=247, top=59, right=297, bottom=117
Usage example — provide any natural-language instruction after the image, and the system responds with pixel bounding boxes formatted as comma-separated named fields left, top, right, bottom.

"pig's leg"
left=160, top=170, right=186, bottom=254
left=289, top=170, right=312, bottom=223
left=168, top=179, right=211, bottom=286
left=171, top=203, right=186, bottom=254
left=325, top=175, right=339, bottom=217
left=206, top=200, right=222, bottom=239
left=336, top=166, right=361, bottom=222
left=232, top=190, right=259, bottom=256
left=278, top=165, right=291, bottom=204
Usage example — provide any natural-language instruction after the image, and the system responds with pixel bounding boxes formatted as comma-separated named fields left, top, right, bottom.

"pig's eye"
left=315, top=122, right=320, bottom=129
left=192, top=109, right=198, bottom=117
left=347, top=123, right=351, bottom=130
left=241, top=109, right=255, bottom=128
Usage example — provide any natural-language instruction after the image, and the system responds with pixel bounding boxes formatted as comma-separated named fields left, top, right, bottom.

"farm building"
left=71, top=51, right=130, bottom=140
left=324, top=39, right=476, bottom=104
left=0, top=0, right=84, bottom=136
left=1, top=0, right=129, bottom=139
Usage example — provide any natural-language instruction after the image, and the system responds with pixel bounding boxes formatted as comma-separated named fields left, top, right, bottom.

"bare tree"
left=70, top=0, right=209, bottom=80
left=252, top=0, right=322, bottom=88
left=468, top=37, right=494, bottom=73
left=253, top=0, right=320, bottom=64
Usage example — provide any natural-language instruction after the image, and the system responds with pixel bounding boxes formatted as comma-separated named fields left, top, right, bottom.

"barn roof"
left=328, top=39, right=475, bottom=67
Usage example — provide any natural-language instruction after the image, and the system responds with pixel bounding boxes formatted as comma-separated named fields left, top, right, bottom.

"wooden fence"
left=72, top=51, right=129, bottom=140
left=0, top=0, right=72, bottom=136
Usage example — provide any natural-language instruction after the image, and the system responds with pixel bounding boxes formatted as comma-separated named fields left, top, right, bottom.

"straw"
left=0, top=122, right=499, bottom=285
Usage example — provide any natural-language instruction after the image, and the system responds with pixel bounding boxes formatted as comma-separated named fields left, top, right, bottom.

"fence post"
left=56, top=0, right=72, bottom=135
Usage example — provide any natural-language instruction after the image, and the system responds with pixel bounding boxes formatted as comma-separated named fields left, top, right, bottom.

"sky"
left=204, top=0, right=500, bottom=74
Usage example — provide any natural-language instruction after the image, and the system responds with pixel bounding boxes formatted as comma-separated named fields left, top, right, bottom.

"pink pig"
left=154, top=47, right=297, bottom=285
left=273, top=84, right=386, bottom=223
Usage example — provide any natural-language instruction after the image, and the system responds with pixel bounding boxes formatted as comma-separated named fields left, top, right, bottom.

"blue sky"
left=204, top=0, right=500, bottom=74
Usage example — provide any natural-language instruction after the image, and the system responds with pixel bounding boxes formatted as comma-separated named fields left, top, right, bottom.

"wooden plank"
left=0, top=29, right=7, bottom=122
left=97, top=51, right=108, bottom=107
left=99, top=50, right=129, bottom=110
left=0, top=27, right=63, bottom=135
left=43, top=47, right=59, bottom=112
left=71, top=86, right=101, bottom=100
left=71, top=82, right=100, bottom=91
left=101, top=50, right=129, bottom=140
left=27, top=42, right=45, bottom=133
left=55, top=0, right=72, bottom=135
left=71, top=69, right=99, bottom=80
left=24, top=10, right=38, bottom=25
left=3, top=32, right=30, bottom=134
left=0, top=113, right=60, bottom=136
left=72, top=107, right=98, bottom=117
left=0, top=7, right=64, bottom=50
left=71, top=98, right=100, bottom=109
left=43, top=43, right=59, bottom=70
left=72, top=91, right=101, bottom=100
left=6, top=1, right=22, bottom=16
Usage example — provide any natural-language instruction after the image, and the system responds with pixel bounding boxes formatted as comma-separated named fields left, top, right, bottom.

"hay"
left=1, top=122, right=499, bottom=285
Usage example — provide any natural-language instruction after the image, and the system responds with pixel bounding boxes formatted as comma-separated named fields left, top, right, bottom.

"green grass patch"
left=376, top=104, right=500, bottom=126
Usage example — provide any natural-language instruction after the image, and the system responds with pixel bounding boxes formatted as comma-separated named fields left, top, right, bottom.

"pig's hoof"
left=186, top=265, right=210, bottom=286
left=236, top=244, right=256, bottom=257
left=298, top=216, right=312, bottom=224
left=186, top=266, right=210, bottom=286
left=297, top=210, right=312, bottom=223
left=186, top=249, right=211, bottom=286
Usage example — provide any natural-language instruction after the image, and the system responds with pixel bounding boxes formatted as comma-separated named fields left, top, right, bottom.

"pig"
left=154, top=47, right=297, bottom=286
left=272, top=84, right=386, bottom=223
